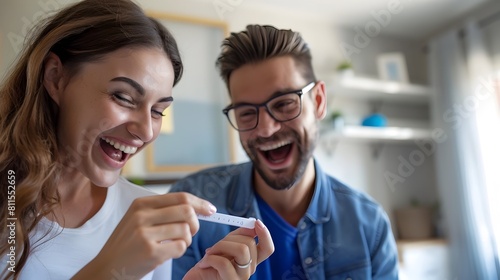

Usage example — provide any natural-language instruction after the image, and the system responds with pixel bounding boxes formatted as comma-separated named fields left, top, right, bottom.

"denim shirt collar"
left=226, top=160, right=332, bottom=224
left=304, top=160, right=332, bottom=224
left=226, top=162, right=254, bottom=216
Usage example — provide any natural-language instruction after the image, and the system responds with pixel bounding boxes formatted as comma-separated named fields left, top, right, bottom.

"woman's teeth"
left=102, top=137, right=138, bottom=154
left=259, top=140, right=292, bottom=151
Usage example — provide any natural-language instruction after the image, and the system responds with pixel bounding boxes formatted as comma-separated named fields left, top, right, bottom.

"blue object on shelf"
left=362, top=113, right=387, bottom=127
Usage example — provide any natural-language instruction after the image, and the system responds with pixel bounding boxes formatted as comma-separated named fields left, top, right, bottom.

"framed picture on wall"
left=124, top=12, right=236, bottom=175
left=377, top=52, right=409, bottom=83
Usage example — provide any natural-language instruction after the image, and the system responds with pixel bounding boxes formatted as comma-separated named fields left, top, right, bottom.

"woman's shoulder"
left=112, top=176, right=156, bottom=201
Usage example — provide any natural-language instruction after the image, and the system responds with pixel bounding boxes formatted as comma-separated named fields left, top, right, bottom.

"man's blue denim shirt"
left=170, top=160, right=398, bottom=279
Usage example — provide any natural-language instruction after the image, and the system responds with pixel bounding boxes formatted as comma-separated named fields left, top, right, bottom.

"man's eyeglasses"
left=222, top=82, right=316, bottom=132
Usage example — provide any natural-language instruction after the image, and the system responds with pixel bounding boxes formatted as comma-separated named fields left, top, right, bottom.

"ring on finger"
left=234, top=258, right=252, bottom=269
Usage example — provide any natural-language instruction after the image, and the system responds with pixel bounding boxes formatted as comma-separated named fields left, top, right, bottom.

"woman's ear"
left=313, top=81, right=327, bottom=120
left=43, top=52, right=65, bottom=105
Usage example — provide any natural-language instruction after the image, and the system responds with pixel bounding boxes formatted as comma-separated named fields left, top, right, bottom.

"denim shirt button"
left=299, top=223, right=307, bottom=230
left=304, top=257, right=313, bottom=265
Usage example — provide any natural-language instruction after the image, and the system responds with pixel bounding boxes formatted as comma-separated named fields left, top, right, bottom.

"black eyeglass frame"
left=222, top=82, right=316, bottom=132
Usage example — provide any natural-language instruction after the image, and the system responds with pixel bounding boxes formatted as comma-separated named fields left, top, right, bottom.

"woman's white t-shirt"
left=16, top=177, right=171, bottom=280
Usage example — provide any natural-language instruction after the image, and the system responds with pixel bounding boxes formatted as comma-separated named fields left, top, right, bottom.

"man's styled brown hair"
left=216, top=25, right=316, bottom=91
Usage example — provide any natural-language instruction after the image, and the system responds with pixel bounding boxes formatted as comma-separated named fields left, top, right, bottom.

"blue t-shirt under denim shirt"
left=255, top=192, right=305, bottom=279
left=170, top=160, right=398, bottom=280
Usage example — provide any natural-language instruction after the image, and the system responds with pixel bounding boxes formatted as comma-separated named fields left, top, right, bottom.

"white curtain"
left=429, top=20, right=500, bottom=279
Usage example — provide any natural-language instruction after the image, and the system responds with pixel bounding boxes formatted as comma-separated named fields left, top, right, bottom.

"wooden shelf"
left=330, top=76, right=433, bottom=104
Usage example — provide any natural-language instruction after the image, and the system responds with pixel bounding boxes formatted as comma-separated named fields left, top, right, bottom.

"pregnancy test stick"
left=197, top=213, right=256, bottom=229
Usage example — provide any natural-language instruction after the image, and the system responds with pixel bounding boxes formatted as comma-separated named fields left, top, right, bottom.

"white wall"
left=0, top=0, right=72, bottom=78
left=136, top=0, right=343, bottom=80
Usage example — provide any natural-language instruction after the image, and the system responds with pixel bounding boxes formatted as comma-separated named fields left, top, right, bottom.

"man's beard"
left=245, top=127, right=318, bottom=190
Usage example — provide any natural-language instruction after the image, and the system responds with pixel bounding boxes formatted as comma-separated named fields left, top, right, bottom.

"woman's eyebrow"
left=110, top=76, right=173, bottom=103
left=159, top=96, right=173, bottom=103
left=110, top=76, right=145, bottom=95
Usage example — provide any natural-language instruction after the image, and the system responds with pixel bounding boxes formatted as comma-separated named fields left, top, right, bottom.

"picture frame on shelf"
left=377, top=52, right=409, bottom=83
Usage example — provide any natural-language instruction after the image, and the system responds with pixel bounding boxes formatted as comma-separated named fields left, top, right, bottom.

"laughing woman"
left=0, top=0, right=273, bottom=279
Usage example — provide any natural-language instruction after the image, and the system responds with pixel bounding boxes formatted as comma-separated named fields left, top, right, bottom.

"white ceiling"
left=231, top=0, right=492, bottom=40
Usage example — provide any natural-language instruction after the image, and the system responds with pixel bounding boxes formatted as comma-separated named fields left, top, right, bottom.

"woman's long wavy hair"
left=0, top=0, right=183, bottom=278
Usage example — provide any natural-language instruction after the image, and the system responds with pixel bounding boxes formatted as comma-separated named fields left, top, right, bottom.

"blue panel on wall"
left=153, top=100, right=230, bottom=165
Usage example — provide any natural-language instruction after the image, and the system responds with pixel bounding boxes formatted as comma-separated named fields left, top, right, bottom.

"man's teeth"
left=102, top=138, right=138, bottom=154
left=259, top=141, right=291, bottom=151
